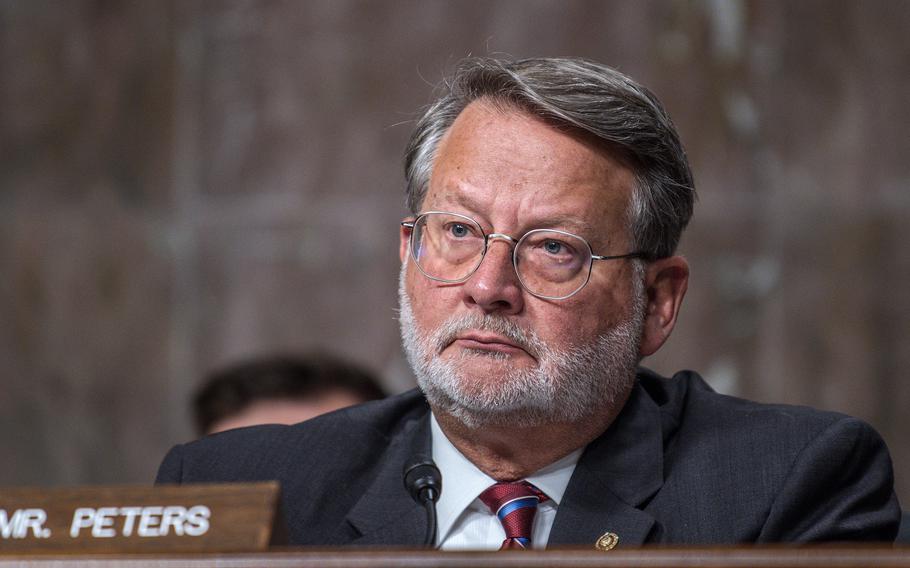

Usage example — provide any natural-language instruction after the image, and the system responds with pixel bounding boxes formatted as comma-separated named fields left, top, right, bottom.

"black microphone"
left=403, top=454, right=442, bottom=547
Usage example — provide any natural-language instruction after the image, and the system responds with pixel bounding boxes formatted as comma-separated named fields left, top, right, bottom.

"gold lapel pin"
left=595, top=531, right=619, bottom=551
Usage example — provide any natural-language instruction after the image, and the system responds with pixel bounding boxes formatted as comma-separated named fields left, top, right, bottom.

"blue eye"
left=544, top=240, right=564, bottom=254
left=450, top=223, right=469, bottom=238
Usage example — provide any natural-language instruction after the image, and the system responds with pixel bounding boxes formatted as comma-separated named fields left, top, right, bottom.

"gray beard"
left=398, top=265, right=646, bottom=429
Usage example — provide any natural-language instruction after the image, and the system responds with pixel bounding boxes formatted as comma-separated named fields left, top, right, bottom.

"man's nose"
left=460, top=235, right=524, bottom=314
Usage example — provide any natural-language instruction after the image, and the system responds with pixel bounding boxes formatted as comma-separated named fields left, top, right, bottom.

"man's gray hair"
left=404, top=57, right=695, bottom=259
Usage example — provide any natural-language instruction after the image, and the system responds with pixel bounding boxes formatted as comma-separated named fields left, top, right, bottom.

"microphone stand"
left=403, top=455, right=442, bottom=547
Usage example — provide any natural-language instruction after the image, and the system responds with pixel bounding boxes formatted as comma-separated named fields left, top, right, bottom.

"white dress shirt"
left=430, top=414, right=582, bottom=550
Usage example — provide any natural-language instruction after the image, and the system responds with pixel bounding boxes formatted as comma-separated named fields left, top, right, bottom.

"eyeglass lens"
left=410, top=212, right=593, bottom=298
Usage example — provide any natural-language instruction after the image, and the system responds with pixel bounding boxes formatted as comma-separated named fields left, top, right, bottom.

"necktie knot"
left=479, top=481, right=549, bottom=549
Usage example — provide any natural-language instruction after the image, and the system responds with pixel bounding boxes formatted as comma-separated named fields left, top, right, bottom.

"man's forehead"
left=421, top=102, right=635, bottom=237
left=440, top=102, right=609, bottom=165
left=435, top=104, right=632, bottom=188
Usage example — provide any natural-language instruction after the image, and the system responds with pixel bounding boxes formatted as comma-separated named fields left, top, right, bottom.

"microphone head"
left=403, top=454, right=442, bottom=504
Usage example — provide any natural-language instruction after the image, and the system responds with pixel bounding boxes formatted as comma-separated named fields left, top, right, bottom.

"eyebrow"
left=433, top=192, right=601, bottom=239
left=530, top=215, right=598, bottom=236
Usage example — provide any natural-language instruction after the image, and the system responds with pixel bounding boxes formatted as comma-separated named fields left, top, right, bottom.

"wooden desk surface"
left=0, top=546, right=908, bottom=567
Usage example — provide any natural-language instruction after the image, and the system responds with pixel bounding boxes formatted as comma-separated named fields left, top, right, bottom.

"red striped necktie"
left=479, top=481, right=550, bottom=550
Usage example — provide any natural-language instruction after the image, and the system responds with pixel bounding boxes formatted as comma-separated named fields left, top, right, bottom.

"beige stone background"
left=1, top=1, right=908, bottom=505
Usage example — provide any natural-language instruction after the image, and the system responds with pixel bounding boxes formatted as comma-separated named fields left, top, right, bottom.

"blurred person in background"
left=193, top=353, right=385, bottom=435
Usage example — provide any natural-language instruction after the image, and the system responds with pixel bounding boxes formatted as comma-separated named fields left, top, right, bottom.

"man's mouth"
left=450, top=331, right=529, bottom=356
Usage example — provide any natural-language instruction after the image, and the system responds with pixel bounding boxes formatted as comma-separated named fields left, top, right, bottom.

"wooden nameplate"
left=0, top=482, right=283, bottom=554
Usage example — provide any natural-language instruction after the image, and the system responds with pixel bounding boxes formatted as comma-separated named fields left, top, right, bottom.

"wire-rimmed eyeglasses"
left=401, top=211, right=649, bottom=300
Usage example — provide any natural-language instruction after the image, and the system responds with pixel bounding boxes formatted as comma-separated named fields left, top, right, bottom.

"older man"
left=157, top=57, right=900, bottom=547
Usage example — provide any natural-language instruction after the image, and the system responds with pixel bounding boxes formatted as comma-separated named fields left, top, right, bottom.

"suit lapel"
left=548, top=379, right=665, bottom=548
left=343, top=407, right=433, bottom=546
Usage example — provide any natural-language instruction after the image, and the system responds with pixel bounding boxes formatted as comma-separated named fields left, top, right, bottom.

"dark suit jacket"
left=156, top=369, right=900, bottom=546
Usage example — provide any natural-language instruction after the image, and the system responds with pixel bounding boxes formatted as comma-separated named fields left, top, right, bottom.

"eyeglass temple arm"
left=592, top=252, right=653, bottom=261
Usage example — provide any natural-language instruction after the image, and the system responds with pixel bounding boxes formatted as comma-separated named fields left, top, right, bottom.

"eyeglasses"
left=401, top=211, right=649, bottom=300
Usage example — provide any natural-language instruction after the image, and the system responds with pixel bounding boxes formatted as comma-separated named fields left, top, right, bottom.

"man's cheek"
left=410, top=278, right=455, bottom=313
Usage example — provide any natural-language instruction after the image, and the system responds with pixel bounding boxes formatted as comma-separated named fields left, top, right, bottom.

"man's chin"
left=443, top=378, right=515, bottom=403
left=443, top=347, right=538, bottom=375
left=418, top=371, right=558, bottom=429
left=428, top=394, right=564, bottom=430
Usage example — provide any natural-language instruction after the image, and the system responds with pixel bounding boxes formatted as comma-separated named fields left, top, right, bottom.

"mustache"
left=430, top=313, right=543, bottom=357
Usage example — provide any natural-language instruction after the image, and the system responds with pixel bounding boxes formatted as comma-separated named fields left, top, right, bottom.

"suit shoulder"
left=642, top=369, right=898, bottom=542
left=650, top=368, right=856, bottom=445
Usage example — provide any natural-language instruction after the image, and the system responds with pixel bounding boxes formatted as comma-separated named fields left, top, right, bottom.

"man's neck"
left=432, top=391, right=630, bottom=481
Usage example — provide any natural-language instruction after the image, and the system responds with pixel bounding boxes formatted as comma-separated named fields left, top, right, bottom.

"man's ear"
left=639, top=255, right=689, bottom=357
left=400, top=222, right=413, bottom=264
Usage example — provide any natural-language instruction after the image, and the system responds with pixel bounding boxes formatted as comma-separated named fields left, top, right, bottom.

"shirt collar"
left=525, top=444, right=583, bottom=506
left=430, top=412, right=582, bottom=543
